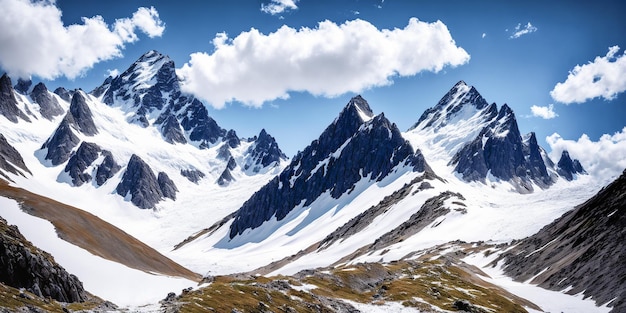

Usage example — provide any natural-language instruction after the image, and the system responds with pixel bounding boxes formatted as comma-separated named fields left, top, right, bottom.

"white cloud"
left=546, top=127, right=626, bottom=181
left=510, top=22, right=537, bottom=39
left=178, top=18, right=470, bottom=109
left=482, top=33, right=486, bottom=39
left=0, top=0, right=164, bottom=80
left=530, top=104, right=558, bottom=119
left=261, top=0, right=298, bottom=15
left=550, top=46, right=626, bottom=104
left=106, top=68, right=120, bottom=78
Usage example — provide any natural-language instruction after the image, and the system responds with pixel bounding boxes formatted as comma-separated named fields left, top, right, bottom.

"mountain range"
left=0, top=50, right=620, bottom=313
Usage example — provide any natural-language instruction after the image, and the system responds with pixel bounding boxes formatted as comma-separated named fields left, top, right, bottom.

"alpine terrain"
left=0, top=52, right=622, bottom=313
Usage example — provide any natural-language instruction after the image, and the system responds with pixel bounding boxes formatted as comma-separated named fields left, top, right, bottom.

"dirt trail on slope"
left=0, top=180, right=201, bottom=282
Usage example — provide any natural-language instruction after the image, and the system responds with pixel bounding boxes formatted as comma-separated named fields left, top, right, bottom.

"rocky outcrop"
left=41, top=91, right=99, bottom=166
left=14, top=78, right=31, bottom=94
left=116, top=155, right=163, bottom=209
left=158, top=172, right=177, bottom=200
left=30, top=82, right=64, bottom=120
left=0, top=74, right=30, bottom=123
left=217, top=157, right=237, bottom=186
left=0, top=216, right=86, bottom=303
left=41, top=115, right=80, bottom=166
left=0, top=134, right=30, bottom=179
left=53, top=87, right=72, bottom=102
left=67, top=92, right=98, bottom=136
left=556, top=150, right=586, bottom=181
left=95, top=151, right=120, bottom=186
left=180, top=169, right=205, bottom=183
left=228, top=96, right=431, bottom=238
left=224, top=129, right=240, bottom=148
left=116, top=155, right=177, bottom=209
left=63, top=142, right=120, bottom=187
left=499, top=169, right=626, bottom=313
left=160, top=114, right=187, bottom=144
left=244, top=129, right=287, bottom=173
left=64, top=142, right=101, bottom=186
left=178, top=98, right=226, bottom=148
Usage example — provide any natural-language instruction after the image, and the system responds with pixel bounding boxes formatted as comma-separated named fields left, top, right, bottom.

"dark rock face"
left=500, top=170, right=626, bottom=312
left=0, top=134, right=30, bottom=178
left=116, top=155, right=177, bottom=209
left=53, top=87, right=72, bottom=102
left=228, top=96, right=431, bottom=238
left=31, top=83, right=64, bottom=120
left=41, top=116, right=80, bottom=166
left=64, top=142, right=101, bottom=186
left=224, top=129, right=240, bottom=148
left=41, top=91, right=99, bottom=166
left=556, top=150, right=586, bottom=181
left=180, top=169, right=205, bottom=183
left=179, top=98, right=226, bottom=148
left=63, top=142, right=120, bottom=187
left=216, top=144, right=233, bottom=161
left=158, top=172, right=178, bottom=200
left=0, top=217, right=86, bottom=303
left=160, top=114, right=187, bottom=144
left=244, top=129, right=287, bottom=173
left=433, top=90, right=553, bottom=190
left=96, top=150, right=122, bottom=186
left=95, top=151, right=120, bottom=186
left=522, top=132, right=554, bottom=188
left=68, top=92, right=98, bottom=136
left=116, top=155, right=164, bottom=209
left=14, top=78, right=31, bottom=94
left=217, top=157, right=238, bottom=186
left=0, top=74, right=30, bottom=123
left=96, top=51, right=233, bottom=149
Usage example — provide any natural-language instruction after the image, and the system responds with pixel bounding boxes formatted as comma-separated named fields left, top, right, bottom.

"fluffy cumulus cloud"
left=510, top=22, right=537, bottom=39
left=178, top=18, right=470, bottom=109
left=530, top=104, right=558, bottom=119
left=261, top=0, right=298, bottom=15
left=0, top=0, right=164, bottom=80
left=546, top=127, right=626, bottom=181
left=550, top=46, right=626, bottom=104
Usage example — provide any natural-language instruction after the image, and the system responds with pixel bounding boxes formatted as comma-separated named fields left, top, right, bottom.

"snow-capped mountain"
left=0, top=67, right=617, bottom=313
left=405, top=80, right=584, bottom=193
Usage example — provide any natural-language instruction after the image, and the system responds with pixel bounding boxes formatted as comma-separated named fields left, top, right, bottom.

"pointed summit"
left=345, top=95, right=374, bottom=122
left=557, top=150, right=586, bottom=181
left=244, top=129, right=287, bottom=172
left=99, top=50, right=179, bottom=118
left=0, top=74, right=30, bottom=123
left=228, top=96, right=430, bottom=240
left=411, top=80, right=490, bottom=130
left=31, top=82, right=64, bottom=120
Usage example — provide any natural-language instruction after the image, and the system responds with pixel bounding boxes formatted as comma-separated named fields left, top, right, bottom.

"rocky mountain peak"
left=244, top=129, right=287, bottom=173
left=0, top=73, right=30, bottom=123
left=31, top=82, right=64, bottom=120
left=557, top=150, right=586, bottom=181
left=344, top=95, right=374, bottom=122
left=116, top=154, right=177, bottom=209
left=228, top=96, right=430, bottom=239
left=412, top=80, right=490, bottom=130
left=14, top=78, right=32, bottom=94
left=68, top=91, right=98, bottom=136
left=99, top=50, right=179, bottom=118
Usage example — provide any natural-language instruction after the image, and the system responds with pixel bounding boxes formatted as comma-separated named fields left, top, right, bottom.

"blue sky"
left=1, top=0, right=625, bottom=176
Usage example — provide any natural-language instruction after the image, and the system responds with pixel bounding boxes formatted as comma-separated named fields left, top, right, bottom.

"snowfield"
left=0, top=196, right=197, bottom=307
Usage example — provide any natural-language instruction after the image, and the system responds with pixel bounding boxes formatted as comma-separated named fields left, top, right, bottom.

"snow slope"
left=0, top=196, right=196, bottom=307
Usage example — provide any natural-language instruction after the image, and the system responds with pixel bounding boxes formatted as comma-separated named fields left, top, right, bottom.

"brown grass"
left=0, top=179, right=201, bottom=282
